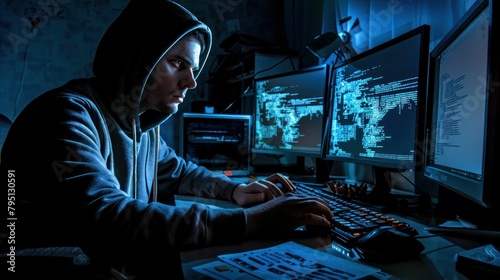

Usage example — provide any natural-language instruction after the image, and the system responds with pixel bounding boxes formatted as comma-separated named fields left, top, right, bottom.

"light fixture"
left=306, top=16, right=361, bottom=61
left=306, top=31, right=342, bottom=59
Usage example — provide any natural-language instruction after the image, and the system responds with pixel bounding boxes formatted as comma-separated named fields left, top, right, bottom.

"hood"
left=93, top=0, right=212, bottom=135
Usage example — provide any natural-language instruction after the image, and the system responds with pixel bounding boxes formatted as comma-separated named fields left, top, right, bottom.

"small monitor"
left=253, top=64, right=330, bottom=157
left=424, top=0, right=500, bottom=215
left=180, top=113, right=252, bottom=176
left=323, top=25, right=430, bottom=171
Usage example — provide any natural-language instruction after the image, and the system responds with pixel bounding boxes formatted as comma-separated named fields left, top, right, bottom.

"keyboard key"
left=292, top=181, right=420, bottom=244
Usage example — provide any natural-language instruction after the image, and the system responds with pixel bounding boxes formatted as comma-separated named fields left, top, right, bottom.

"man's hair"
left=187, top=30, right=206, bottom=54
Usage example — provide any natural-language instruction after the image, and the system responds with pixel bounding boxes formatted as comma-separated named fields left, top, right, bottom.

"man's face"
left=140, top=35, right=201, bottom=115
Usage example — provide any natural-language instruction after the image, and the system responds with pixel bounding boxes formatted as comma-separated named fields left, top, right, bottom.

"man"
left=1, top=0, right=332, bottom=278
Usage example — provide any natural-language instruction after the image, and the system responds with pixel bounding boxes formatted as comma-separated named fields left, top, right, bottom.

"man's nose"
left=181, top=69, right=197, bottom=89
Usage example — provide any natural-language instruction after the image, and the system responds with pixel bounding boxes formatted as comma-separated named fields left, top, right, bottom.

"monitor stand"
left=285, top=157, right=329, bottom=185
left=435, top=186, right=500, bottom=231
left=314, top=158, right=331, bottom=183
left=371, top=166, right=393, bottom=196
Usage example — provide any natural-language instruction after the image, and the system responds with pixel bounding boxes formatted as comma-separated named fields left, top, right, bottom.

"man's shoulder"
left=13, top=78, right=103, bottom=127
left=47, top=78, right=96, bottom=100
left=29, top=79, right=100, bottom=110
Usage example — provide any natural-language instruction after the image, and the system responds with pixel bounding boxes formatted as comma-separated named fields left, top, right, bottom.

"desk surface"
left=176, top=193, right=487, bottom=280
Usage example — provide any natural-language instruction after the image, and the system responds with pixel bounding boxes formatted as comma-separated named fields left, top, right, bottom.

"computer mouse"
left=354, top=226, right=424, bottom=263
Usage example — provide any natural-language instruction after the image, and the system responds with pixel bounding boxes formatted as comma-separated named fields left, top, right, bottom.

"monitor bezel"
left=322, top=25, right=431, bottom=171
left=423, top=0, right=500, bottom=211
left=252, top=64, right=330, bottom=158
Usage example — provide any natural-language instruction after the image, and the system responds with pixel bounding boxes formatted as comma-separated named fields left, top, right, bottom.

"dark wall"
left=0, top=0, right=287, bottom=153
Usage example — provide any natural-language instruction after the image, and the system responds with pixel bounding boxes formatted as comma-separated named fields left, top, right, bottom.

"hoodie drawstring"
left=131, top=117, right=159, bottom=202
left=132, top=118, right=138, bottom=199
left=151, top=126, right=159, bottom=202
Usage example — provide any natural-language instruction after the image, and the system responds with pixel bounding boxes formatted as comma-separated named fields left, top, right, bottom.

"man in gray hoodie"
left=1, top=0, right=332, bottom=278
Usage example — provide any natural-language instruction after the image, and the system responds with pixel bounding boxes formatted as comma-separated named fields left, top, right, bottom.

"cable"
left=13, top=43, right=30, bottom=119
left=252, top=55, right=293, bottom=78
left=264, top=154, right=285, bottom=166
left=395, top=170, right=425, bottom=195
left=220, top=85, right=250, bottom=113
left=396, top=170, right=436, bottom=208
left=220, top=55, right=295, bottom=113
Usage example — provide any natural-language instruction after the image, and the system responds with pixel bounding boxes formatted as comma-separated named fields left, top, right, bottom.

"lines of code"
left=329, top=63, right=418, bottom=161
left=254, top=68, right=326, bottom=155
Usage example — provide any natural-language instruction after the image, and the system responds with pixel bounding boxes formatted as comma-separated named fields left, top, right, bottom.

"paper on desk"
left=192, top=260, right=259, bottom=280
left=217, top=241, right=389, bottom=280
left=439, top=218, right=478, bottom=229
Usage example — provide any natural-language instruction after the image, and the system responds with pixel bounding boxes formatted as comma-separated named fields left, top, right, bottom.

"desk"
left=177, top=195, right=484, bottom=280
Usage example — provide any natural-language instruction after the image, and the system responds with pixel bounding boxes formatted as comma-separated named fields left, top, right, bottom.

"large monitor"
left=323, top=25, right=430, bottom=174
left=253, top=64, right=330, bottom=158
left=180, top=113, right=252, bottom=176
left=424, top=0, right=500, bottom=218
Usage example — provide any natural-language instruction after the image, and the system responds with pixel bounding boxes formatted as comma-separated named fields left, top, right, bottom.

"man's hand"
left=244, top=193, right=333, bottom=238
left=232, top=173, right=296, bottom=206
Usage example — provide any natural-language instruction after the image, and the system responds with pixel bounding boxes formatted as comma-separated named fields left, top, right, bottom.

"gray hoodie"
left=1, top=0, right=246, bottom=275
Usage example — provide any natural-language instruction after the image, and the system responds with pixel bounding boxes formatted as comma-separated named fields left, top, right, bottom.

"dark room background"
left=0, top=0, right=479, bottom=183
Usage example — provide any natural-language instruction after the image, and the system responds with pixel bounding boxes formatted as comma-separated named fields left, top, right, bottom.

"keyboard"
left=291, top=181, right=422, bottom=261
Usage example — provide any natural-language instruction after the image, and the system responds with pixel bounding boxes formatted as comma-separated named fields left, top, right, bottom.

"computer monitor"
left=253, top=64, right=330, bottom=158
left=323, top=25, right=430, bottom=177
left=424, top=0, right=500, bottom=219
left=180, top=113, right=252, bottom=176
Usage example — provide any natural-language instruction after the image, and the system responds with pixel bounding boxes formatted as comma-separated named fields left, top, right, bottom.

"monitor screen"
left=180, top=113, right=252, bottom=176
left=253, top=64, right=329, bottom=157
left=323, top=25, right=430, bottom=171
left=424, top=0, right=500, bottom=212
